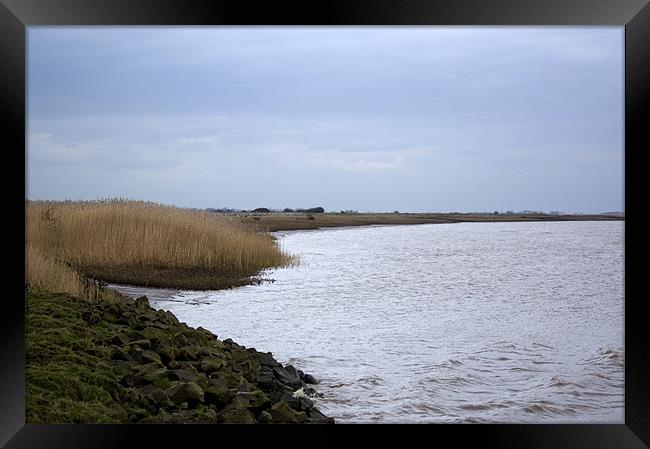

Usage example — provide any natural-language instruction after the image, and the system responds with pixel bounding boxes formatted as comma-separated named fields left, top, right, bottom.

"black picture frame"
left=2, top=0, right=649, bottom=447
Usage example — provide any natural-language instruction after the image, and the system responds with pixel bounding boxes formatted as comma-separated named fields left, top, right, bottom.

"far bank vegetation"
left=26, top=199, right=296, bottom=297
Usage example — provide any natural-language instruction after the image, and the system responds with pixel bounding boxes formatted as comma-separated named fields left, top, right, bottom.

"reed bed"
left=26, top=199, right=295, bottom=292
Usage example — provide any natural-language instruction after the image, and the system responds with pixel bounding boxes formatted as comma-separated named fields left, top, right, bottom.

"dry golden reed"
left=26, top=199, right=295, bottom=292
left=26, top=244, right=86, bottom=298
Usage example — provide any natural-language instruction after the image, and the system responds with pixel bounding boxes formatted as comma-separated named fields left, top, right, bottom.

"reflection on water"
left=112, top=221, right=624, bottom=423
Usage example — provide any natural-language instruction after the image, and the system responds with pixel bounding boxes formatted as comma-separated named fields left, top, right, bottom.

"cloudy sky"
left=27, top=27, right=623, bottom=213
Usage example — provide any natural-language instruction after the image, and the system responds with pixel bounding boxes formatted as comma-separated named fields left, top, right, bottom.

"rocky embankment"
left=26, top=290, right=334, bottom=424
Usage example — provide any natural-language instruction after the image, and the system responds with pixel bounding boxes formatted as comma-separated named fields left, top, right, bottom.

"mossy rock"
left=126, top=407, right=149, bottom=422
left=183, top=406, right=219, bottom=423
left=249, top=389, right=271, bottom=410
left=167, top=382, right=204, bottom=405
left=141, top=367, right=171, bottom=389
left=258, top=410, right=273, bottom=424
left=155, top=345, right=176, bottom=364
left=110, top=346, right=133, bottom=361
left=168, top=369, right=199, bottom=383
left=140, top=350, right=161, bottom=365
left=134, top=295, right=150, bottom=308
left=167, top=360, right=199, bottom=371
left=176, top=346, right=200, bottom=361
left=252, top=351, right=279, bottom=368
left=172, top=332, right=189, bottom=346
left=220, top=406, right=257, bottom=424
left=230, top=349, right=250, bottom=364
left=25, top=290, right=334, bottom=424
left=269, top=400, right=304, bottom=424
left=142, top=327, right=171, bottom=346
left=138, top=384, right=172, bottom=407
left=199, top=356, right=225, bottom=374
left=109, top=333, right=130, bottom=346
left=126, top=339, right=151, bottom=350
left=216, top=371, right=245, bottom=389
left=204, top=385, right=233, bottom=407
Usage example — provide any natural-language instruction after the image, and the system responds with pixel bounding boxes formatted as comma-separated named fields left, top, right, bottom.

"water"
left=111, top=221, right=624, bottom=423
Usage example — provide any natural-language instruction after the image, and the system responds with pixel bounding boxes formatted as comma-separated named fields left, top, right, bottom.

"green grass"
left=26, top=290, right=131, bottom=423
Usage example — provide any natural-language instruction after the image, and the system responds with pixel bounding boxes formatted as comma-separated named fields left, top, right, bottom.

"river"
left=111, top=221, right=624, bottom=423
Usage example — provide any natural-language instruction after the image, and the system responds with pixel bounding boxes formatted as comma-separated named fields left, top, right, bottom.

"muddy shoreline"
left=242, top=212, right=623, bottom=232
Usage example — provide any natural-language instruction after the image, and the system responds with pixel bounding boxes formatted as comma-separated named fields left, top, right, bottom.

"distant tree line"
left=206, top=206, right=325, bottom=214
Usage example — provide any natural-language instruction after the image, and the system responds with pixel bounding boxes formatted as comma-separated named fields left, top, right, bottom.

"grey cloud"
left=27, top=27, right=623, bottom=213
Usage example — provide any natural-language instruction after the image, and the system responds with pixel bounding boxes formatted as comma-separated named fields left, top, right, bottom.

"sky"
left=27, top=27, right=624, bottom=213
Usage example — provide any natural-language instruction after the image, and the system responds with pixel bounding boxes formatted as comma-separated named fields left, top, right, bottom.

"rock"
left=135, top=295, right=150, bottom=308
left=236, top=359, right=258, bottom=380
left=281, top=393, right=302, bottom=411
left=142, top=367, right=171, bottom=389
left=221, top=407, right=257, bottom=424
left=299, top=397, right=314, bottom=411
left=122, top=362, right=164, bottom=387
left=307, top=408, right=335, bottom=424
left=156, top=345, right=176, bottom=364
left=273, top=365, right=303, bottom=389
left=230, top=349, right=249, bottom=364
left=269, top=400, right=304, bottom=424
left=185, top=406, right=218, bottom=423
left=237, top=382, right=253, bottom=393
left=111, top=360, right=140, bottom=371
left=176, top=345, right=199, bottom=361
left=258, top=410, right=273, bottom=424
left=216, top=371, right=244, bottom=388
left=172, top=333, right=188, bottom=347
left=162, top=310, right=180, bottom=325
left=256, top=368, right=277, bottom=388
left=129, top=346, right=143, bottom=362
left=110, top=333, right=130, bottom=346
left=196, top=326, right=217, bottom=340
left=304, top=386, right=323, bottom=398
left=126, top=330, right=146, bottom=341
left=204, top=385, right=233, bottom=406
left=199, top=356, right=225, bottom=374
left=110, top=346, right=133, bottom=361
left=139, top=349, right=161, bottom=364
left=126, top=339, right=152, bottom=350
left=135, top=313, right=156, bottom=326
left=168, top=382, right=204, bottom=405
left=168, top=369, right=199, bottom=383
left=126, top=407, right=149, bottom=422
left=142, top=327, right=169, bottom=346
left=204, top=340, right=226, bottom=351
left=248, top=389, right=270, bottom=410
left=139, top=384, right=172, bottom=406
left=167, top=360, right=198, bottom=371
left=137, top=361, right=164, bottom=372
left=303, top=374, right=319, bottom=384
left=232, top=391, right=252, bottom=408
left=157, top=410, right=185, bottom=424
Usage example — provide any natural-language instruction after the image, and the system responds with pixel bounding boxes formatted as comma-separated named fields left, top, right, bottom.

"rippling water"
left=112, top=221, right=624, bottom=423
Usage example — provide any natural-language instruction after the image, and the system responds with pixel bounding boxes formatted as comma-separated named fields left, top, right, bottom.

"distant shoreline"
left=240, top=212, right=623, bottom=232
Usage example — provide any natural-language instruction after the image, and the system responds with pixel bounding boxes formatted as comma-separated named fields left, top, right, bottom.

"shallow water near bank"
left=112, top=221, right=624, bottom=423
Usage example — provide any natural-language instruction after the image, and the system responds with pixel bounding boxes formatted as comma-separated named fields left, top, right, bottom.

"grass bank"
left=26, top=289, right=333, bottom=423
left=26, top=199, right=296, bottom=292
